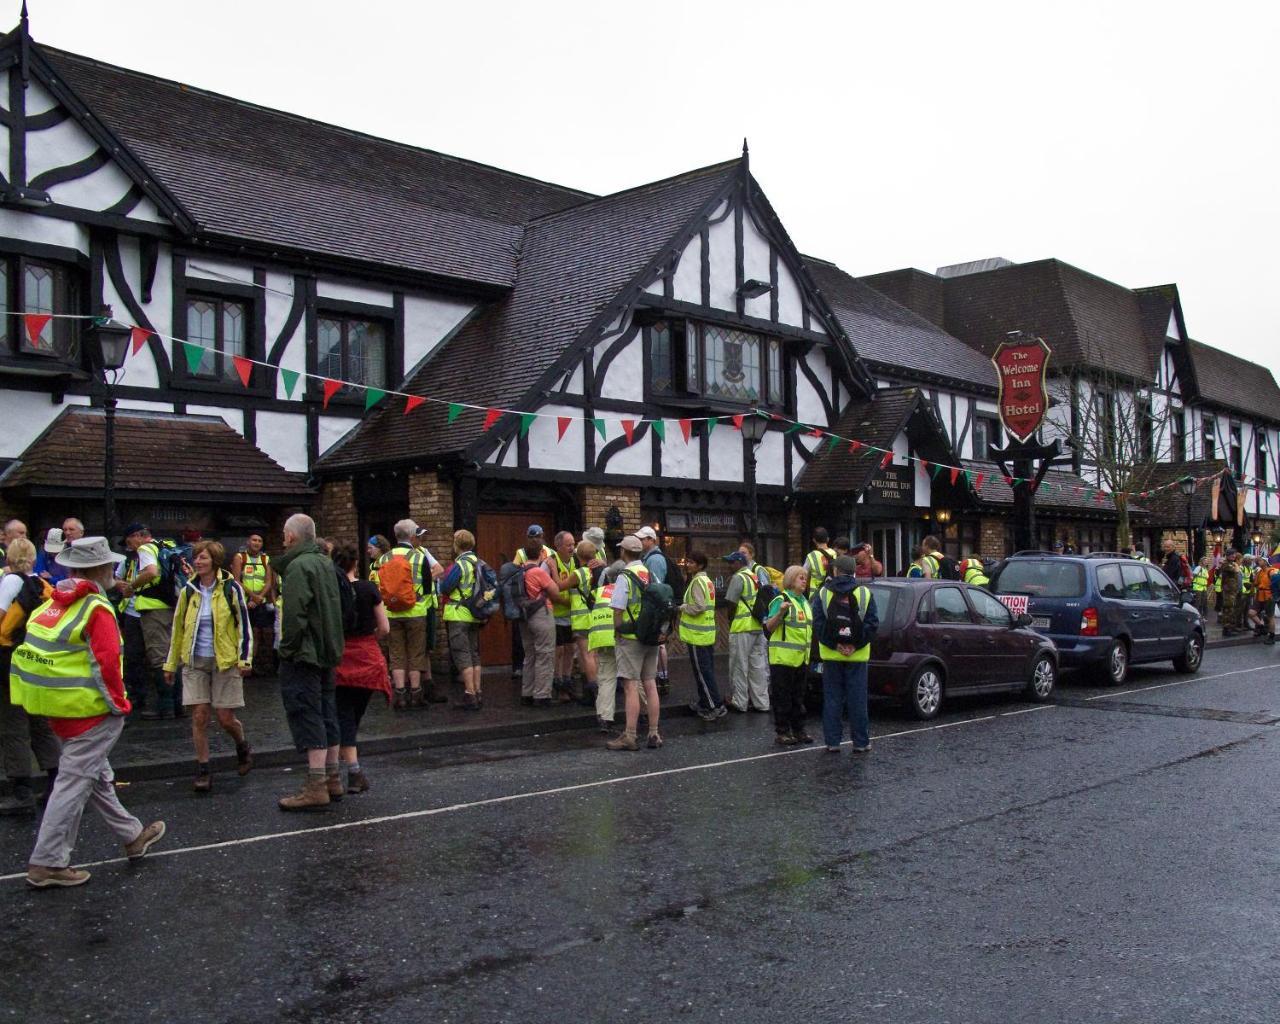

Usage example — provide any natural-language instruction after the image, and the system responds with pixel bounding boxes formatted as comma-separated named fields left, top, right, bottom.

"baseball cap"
left=527, top=524, right=545, bottom=538
left=618, top=535, right=643, bottom=554
left=723, top=550, right=748, bottom=565
left=122, top=522, right=149, bottom=539
left=583, top=526, right=605, bottom=548
left=635, top=526, right=658, bottom=541
left=43, top=527, right=66, bottom=555
left=834, top=555, right=858, bottom=575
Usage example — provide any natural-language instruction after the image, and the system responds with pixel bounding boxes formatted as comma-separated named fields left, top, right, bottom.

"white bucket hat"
left=43, top=527, right=66, bottom=555
left=55, top=536, right=126, bottom=569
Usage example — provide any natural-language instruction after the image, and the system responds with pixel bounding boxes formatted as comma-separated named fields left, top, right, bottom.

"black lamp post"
left=89, top=306, right=131, bottom=539
left=741, top=412, right=768, bottom=554
left=1178, top=475, right=1196, bottom=562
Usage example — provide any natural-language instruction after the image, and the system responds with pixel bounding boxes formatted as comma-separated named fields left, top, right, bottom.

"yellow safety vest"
left=924, top=553, right=941, bottom=578
left=1214, top=571, right=1222, bottom=594
left=1191, top=567, right=1209, bottom=592
left=804, top=548, right=834, bottom=593
left=616, top=564, right=650, bottom=638
left=240, top=552, right=270, bottom=595
left=377, top=545, right=434, bottom=618
left=678, top=573, right=717, bottom=647
left=10, top=592, right=127, bottom=718
left=730, top=568, right=762, bottom=634
left=442, top=552, right=479, bottom=624
left=817, top=585, right=873, bottom=663
left=587, top=584, right=616, bottom=651
left=132, top=541, right=171, bottom=612
left=514, top=546, right=553, bottom=565
left=569, top=566, right=593, bottom=632
left=963, top=564, right=990, bottom=587
left=767, top=591, right=811, bottom=667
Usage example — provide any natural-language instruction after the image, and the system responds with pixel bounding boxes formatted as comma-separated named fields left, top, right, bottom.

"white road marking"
left=1087, top=664, right=1277, bottom=701
left=0, top=707, right=1059, bottom=882
left=1000, top=705, right=1056, bottom=717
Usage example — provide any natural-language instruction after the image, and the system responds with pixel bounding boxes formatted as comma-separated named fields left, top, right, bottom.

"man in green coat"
left=274, top=513, right=346, bottom=811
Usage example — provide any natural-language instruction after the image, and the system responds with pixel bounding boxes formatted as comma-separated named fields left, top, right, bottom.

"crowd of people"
left=1, top=508, right=1276, bottom=889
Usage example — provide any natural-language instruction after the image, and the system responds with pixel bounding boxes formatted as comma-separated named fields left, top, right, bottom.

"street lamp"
left=741, top=412, right=769, bottom=555
left=88, top=306, right=131, bottom=540
left=934, top=508, right=952, bottom=525
left=1178, top=475, right=1196, bottom=561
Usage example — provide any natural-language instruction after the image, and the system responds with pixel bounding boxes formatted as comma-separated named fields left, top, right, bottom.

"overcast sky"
left=37, top=0, right=1280, bottom=369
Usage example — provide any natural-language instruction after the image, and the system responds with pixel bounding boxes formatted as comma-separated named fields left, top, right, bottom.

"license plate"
left=1032, top=616, right=1052, bottom=629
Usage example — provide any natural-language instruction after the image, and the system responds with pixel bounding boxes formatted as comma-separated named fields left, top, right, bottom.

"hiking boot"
left=794, top=730, right=815, bottom=744
left=0, top=784, right=36, bottom=816
left=124, top=821, right=167, bottom=860
left=646, top=731, right=664, bottom=749
left=461, top=691, right=478, bottom=711
left=346, top=770, right=369, bottom=795
left=279, top=777, right=330, bottom=811
left=236, top=742, right=254, bottom=776
left=606, top=732, right=639, bottom=751
left=26, top=865, right=91, bottom=889
left=392, top=689, right=409, bottom=711
left=193, top=772, right=212, bottom=793
left=409, top=688, right=426, bottom=708
left=597, top=717, right=614, bottom=733
left=774, top=731, right=796, bottom=746
left=326, top=772, right=345, bottom=802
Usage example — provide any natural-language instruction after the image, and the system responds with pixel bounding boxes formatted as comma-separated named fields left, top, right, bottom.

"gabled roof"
left=318, top=161, right=741, bottom=470
left=1183, top=339, right=1280, bottom=420
left=39, top=43, right=591, bottom=288
left=0, top=407, right=312, bottom=501
left=797, top=386, right=966, bottom=494
left=805, top=258, right=996, bottom=392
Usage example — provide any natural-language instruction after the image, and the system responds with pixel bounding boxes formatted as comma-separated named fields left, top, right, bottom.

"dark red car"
left=852, top=579, right=1059, bottom=719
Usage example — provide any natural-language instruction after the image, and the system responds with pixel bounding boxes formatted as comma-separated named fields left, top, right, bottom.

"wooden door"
left=475, top=511, right=555, bottom=666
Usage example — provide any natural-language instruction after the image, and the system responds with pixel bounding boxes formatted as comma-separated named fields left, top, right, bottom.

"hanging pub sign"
left=991, top=335, right=1052, bottom=443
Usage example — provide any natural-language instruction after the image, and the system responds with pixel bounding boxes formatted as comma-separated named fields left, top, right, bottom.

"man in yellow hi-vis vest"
left=679, top=550, right=724, bottom=720
left=811, top=555, right=879, bottom=753
left=12, top=536, right=166, bottom=888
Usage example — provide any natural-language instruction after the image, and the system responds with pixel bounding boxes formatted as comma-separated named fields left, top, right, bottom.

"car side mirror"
left=1015, top=612, right=1033, bottom=628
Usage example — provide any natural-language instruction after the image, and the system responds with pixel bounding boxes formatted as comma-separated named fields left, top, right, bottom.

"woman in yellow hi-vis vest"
left=679, top=551, right=724, bottom=719
left=811, top=556, right=879, bottom=753
left=763, top=565, right=813, bottom=745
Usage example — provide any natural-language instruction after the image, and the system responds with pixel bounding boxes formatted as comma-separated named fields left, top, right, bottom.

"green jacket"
left=275, top=540, right=345, bottom=669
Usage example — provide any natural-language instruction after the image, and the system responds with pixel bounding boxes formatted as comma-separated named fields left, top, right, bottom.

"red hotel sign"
left=991, top=337, right=1052, bottom=442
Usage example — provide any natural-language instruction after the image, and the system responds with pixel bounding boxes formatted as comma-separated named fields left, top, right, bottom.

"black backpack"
left=819, top=585, right=866, bottom=651
left=661, top=557, right=687, bottom=610
left=748, top=570, right=781, bottom=624
left=151, top=539, right=194, bottom=606
left=621, top=570, right=676, bottom=646
left=333, top=563, right=358, bottom=634
left=497, top=562, right=546, bottom=622
left=459, top=553, right=500, bottom=621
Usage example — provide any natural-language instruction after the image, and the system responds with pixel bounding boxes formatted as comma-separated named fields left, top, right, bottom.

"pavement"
left=2, top=641, right=1278, bottom=1023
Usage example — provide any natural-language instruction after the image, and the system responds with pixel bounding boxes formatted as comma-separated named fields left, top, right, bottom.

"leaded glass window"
left=13, top=259, right=81, bottom=360
left=185, top=296, right=246, bottom=382
left=318, top=314, right=388, bottom=391
left=702, top=325, right=761, bottom=404
left=650, top=320, right=672, bottom=395
left=23, top=264, right=55, bottom=351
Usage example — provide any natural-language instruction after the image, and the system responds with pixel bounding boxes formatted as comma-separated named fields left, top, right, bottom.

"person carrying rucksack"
left=441, top=529, right=495, bottom=710
left=810, top=555, right=879, bottom=753
left=116, top=523, right=182, bottom=719
left=510, top=536, right=559, bottom=706
left=0, top=537, right=60, bottom=816
left=723, top=549, right=770, bottom=713
left=764, top=565, right=814, bottom=746
left=804, top=527, right=837, bottom=595
left=606, top=535, right=666, bottom=751
left=376, top=519, right=442, bottom=710
left=679, top=551, right=725, bottom=721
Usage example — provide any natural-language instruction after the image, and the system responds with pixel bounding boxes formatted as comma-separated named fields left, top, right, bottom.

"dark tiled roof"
left=963, top=460, right=1141, bottom=515
left=806, top=259, right=996, bottom=391
left=0, top=408, right=312, bottom=500
left=938, top=259, right=1154, bottom=381
left=42, top=46, right=591, bottom=288
left=798, top=387, right=962, bottom=494
left=319, top=162, right=739, bottom=469
left=856, top=268, right=946, bottom=327
left=1127, top=459, right=1227, bottom=525
left=1183, top=339, right=1280, bottom=419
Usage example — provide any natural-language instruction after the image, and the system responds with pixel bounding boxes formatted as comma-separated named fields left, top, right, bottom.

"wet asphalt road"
left=3, top=644, right=1279, bottom=1024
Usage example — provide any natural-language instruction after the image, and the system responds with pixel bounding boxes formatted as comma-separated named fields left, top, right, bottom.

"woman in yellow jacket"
left=164, top=540, right=254, bottom=791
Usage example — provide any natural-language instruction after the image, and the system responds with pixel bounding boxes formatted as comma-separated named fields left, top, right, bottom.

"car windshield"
left=993, top=560, right=1086, bottom=598
left=866, top=584, right=897, bottom=623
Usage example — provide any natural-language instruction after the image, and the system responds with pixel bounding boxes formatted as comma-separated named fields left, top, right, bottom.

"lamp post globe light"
left=740, top=412, right=769, bottom=555
left=1178, top=475, right=1196, bottom=561
left=88, top=306, right=132, bottom=539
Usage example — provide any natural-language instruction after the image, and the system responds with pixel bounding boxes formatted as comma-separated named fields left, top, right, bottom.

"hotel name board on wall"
left=866, top=463, right=913, bottom=506
left=991, top=336, right=1052, bottom=443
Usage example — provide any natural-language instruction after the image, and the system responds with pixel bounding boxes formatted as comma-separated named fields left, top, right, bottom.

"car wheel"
left=1173, top=632, right=1204, bottom=674
left=907, top=664, right=944, bottom=720
left=1025, top=654, right=1056, bottom=702
left=1092, top=638, right=1129, bottom=686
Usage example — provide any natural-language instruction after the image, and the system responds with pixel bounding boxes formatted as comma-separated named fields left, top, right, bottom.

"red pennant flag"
left=23, top=314, right=52, bottom=347
left=678, top=419, right=692, bottom=443
left=483, top=408, right=502, bottom=431
left=403, top=395, right=425, bottom=415
left=232, top=355, right=253, bottom=388
left=621, top=419, right=636, bottom=445
left=130, top=326, right=152, bottom=356
left=557, top=416, right=572, bottom=441
left=879, top=451, right=893, bottom=470
left=848, top=439, right=863, bottom=453
left=808, top=428, right=825, bottom=438
left=322, top=379, right=343, bottom=409
left=731, top=414, right=744, bottom=430
left=949, top=467, right=960, bottom=485
left=974, top=473, right=985, bottom=490
left=919, top=460, right=929, bottom=472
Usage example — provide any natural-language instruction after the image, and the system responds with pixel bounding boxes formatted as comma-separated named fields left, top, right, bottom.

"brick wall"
left=581, top=485, right=642, bottom=534
left=785, top=505, right=804, bottom=568
left=980, top=516, right=1007, bottom=558
left=315, top=479, right=357, bottom=546
left=409, top=470, right=455, bottom=558
left=1162, top=528, right=1189, bottom=555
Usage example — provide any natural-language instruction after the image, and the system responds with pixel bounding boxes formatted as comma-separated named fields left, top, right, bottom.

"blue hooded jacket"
left=810, top=574, right=879, bottom=642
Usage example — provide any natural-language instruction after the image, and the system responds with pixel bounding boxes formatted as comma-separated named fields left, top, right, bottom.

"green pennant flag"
left=785, top=422, right=804, bottom=434
left=651, top=420, right=666, bottom=442
left=593, top=418, right=607, bottom=440
left=520, top=412, right=536, bottom=437
left=704, top=417, right=718, bottom=436
left=827, top=434, right=840, bottom=452
left=929, top=464, right=943, bottom=479
left=363, top=387, right=386, bottom=411
left=180, top=341, right=205, bottom=375
left=447, top=403, right=463, bottom=424
left=280, top=368, right=299, bottom=399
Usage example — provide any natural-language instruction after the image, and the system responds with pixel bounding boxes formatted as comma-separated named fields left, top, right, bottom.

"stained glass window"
left=23, top=264, right=55, bottom=351
left=650, top=320, right=672, bottom=394
left=702, top=325, right=761, bottom=404
left=319, top=315, right=387, bottom=391
left=186, top=296, right=246, bottom=381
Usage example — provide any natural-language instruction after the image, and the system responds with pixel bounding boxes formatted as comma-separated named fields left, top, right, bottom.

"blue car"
left=989, top=552, right=1205, bottom=685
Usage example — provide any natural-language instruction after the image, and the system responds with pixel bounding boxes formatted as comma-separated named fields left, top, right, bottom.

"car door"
left=1117, top=562, right=1162, bottom=661
left=916, top=586, right=984, bottom=689
left=967, top=587, right=1025, bottom=685
left=1144, top=565, right=1185, bottom=656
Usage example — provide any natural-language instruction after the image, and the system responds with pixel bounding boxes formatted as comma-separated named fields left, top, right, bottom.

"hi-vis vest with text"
left=817, top=585, right=872, bottom=663
left=241, top=552, right=270, bottom=595
left=10, top=592, right=127, bottom=718
left=678, top=573, right=716, bottom=647
left=730, top=568, right=761, bottom=634
left=767, top=591, right=811, bottom=667
left=587, top=584, right=616, bottom=651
